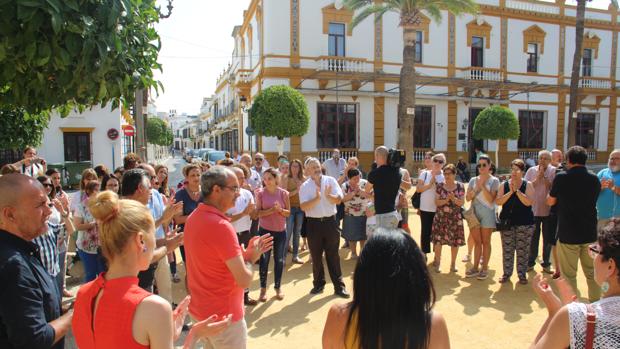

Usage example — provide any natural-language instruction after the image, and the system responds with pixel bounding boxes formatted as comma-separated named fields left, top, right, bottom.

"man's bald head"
left=0, top=174, right=51, bottom=240
left=0, top=174, right=41, bottom=207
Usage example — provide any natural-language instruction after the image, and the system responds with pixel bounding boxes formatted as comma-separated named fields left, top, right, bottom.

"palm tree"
left=567, top=0, right=617, bottom=147
left=345, top=0, right=477, bottom=171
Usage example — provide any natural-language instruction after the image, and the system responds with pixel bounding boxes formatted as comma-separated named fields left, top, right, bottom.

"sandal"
left=498, top=275, right=510, bottom=283
left=518, top=277, right=528, bottom=285
left=465, top=269, right=479, bottom=278
left=477, top=270, right=489, bottom=280
left=258, top=288, right=267, bottom=302
left=275, top=288, right=284, bottom=300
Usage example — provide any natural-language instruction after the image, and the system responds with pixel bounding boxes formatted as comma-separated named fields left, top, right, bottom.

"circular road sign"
left=122, top=125, right=135, bottom=137
left=107, top=128, right=120, bottom=140
left=245, top=126, right=255, bottom=136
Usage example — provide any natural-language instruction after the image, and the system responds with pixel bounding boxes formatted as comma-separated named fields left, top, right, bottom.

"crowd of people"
left=0, top=144, right=618, bottom=349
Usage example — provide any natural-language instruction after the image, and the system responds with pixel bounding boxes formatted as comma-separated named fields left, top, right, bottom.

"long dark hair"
left=346, top=228, right=436, bottom=349
left=37, top=176, right=56, bottom=199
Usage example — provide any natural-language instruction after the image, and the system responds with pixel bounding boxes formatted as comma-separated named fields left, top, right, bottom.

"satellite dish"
left=335, top=0, right=344, bottom=10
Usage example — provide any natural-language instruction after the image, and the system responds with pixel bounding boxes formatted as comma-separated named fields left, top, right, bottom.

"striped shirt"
left=32, top=227, right=60, bottom=277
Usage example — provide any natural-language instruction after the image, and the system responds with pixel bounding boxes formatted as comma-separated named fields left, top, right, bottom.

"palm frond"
left=349, top=4, right=391, bottom=28
left=344, top=0, right=374, bottom=11
left=612, top=0, right=619, bottom=10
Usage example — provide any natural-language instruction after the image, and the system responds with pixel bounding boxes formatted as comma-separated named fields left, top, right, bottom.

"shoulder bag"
left=411, top=171, right=426, bottom=209
left=463, top=179, right=480, bottom=229
left=584, top=303, right=596, bottom=349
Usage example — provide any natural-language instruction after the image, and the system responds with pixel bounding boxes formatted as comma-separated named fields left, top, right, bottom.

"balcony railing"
left=458, top=67, right=504, bottom=82
left=518, top=150, right=539, bottom=161
left=505, top=0, right=560, bottom=15
left=579, top=77, right=611, bottom=89
left=316, top=56, right=372, bottom=73
left=236, top=69, right=252, bottom=84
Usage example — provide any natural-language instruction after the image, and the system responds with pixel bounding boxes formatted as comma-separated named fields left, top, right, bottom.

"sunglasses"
left=477, top=163, right=488, bottom=168
left=433, top=159, right=444, bottom=164
left=255, top=158, right=263, bottom=161
left=588, top=244, right=601, bottom=259
left=43, top=183, right=53, bottom=188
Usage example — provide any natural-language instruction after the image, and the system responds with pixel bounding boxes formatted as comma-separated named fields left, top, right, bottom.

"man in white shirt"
left=323, top=149, right=346, bottom=180
left=240, top=153, right=262, bottom=191
left=227, top=166, right=258, bottom=306
left=14, top=146, right=46, bottom=178
left=299, top=158, right=349, bottom=298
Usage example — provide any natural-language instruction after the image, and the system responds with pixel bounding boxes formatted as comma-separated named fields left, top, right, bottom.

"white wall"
left=263, top=0, right=290, bottom=57
left=39, top=106, right=123, bottom=170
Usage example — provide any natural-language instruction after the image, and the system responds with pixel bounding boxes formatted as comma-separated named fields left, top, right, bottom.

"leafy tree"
left=472, top=105, right=519, bottom=167
left=0, top=0, right=164, bottom=115
left=345, top=0, right=477, bottom=171
left=146, top=117, right=173, bottom=146
left=0, top=107, right=48, bottom=149
left=567, top=0, right=617, bottom=146
left=249, top=85, right=310, bottom=155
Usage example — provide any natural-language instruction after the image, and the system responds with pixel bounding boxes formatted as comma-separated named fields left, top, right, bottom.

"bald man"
left=0, top=174, right=73, bottom=349
left=597, top=149, right=620, bottom=231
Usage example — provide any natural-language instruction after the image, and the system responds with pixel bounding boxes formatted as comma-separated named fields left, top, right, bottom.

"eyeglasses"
left=588, top=244, right=601, bottom=259
left=433, top=159, right=444, bottom=164
left=221, top=185, right=240, bottom=193
left=477, top=163, right=488, bottom=168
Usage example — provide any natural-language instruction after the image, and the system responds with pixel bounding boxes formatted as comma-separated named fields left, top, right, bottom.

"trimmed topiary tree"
left=473, top=105, right=520, bottom=167
left=249, top=85, right=310, bottom=155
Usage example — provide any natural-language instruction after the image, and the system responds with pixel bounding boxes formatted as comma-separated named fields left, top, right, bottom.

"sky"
left=153, top=0, right=612, bottom=116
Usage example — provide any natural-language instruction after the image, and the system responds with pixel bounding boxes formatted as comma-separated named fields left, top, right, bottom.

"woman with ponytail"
left=72, top=191, right=231, bottom=349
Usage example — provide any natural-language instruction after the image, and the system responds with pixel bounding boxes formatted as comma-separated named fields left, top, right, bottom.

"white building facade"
left=209, top=0, right=620, bottom=168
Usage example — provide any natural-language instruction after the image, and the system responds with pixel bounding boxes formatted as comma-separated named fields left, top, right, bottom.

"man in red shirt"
left=185, top=166, right=273, bottom=349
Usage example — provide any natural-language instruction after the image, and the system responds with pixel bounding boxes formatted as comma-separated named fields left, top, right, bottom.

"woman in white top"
left=416, top=153, right=446, bottom=256
left=465, top=155, right=499, bottom=280
left=531, top=218, right=620, bottom=349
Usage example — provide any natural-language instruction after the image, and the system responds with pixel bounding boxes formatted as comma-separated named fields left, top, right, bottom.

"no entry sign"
left=122, top=125, right=135, bottom=137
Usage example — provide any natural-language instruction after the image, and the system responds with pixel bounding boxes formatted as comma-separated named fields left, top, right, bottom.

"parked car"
left=183, top=149, right=195, bottom=162
left=194, top=148, right=214, bottom=163
left=202, top=150, right=227, bottom=165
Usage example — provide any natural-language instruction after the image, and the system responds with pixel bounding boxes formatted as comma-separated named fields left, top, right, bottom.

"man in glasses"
left=524, top=150, right=557, bottom=274
left=597, top=150, right=620, bottom=231
left=547, top=146, right=601, bottom=301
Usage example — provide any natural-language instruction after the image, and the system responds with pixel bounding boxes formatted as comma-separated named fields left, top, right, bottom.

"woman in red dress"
left=72, top=191, right=231, bottom=349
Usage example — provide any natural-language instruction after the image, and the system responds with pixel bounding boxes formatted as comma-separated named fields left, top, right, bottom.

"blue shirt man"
left=596, top=150, right=620, bottom=228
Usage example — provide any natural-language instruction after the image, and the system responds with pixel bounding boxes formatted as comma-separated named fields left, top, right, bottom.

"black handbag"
left=411, top=192, right=421, bottom=209
left=411, top=171, right=427, bottom=209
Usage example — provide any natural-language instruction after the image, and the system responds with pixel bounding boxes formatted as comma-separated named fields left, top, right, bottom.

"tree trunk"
left=398, top=25, right=417, bottom=173
left=277, top=138, right=284, bottom=156
left=495, top=144, right=499, bottom=170
left=567, top=0, right=587, bottom=148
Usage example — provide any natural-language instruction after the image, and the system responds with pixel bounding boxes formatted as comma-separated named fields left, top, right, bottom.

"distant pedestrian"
left=597, top=150, right=620, bottom=231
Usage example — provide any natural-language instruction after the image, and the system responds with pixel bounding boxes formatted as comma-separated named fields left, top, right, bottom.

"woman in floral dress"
left=342, top=168, right=371, bottom=258
left=431, top=164, right=465, bottom=273
left=73, top=181, right=105, bottom=282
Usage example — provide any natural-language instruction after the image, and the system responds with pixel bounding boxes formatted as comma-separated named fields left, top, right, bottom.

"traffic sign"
left=245, top=126, right=255, bottom=136
left=122, top=125, right=135, bottom=137
left=107, top=128, right=119, bottom=140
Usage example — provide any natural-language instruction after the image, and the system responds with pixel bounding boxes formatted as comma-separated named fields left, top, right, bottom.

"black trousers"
left=138, top=262, right=158, bottom=292
left=419, top=210, right=435, bottom=254
left=306, top=216, right=345, bottom=291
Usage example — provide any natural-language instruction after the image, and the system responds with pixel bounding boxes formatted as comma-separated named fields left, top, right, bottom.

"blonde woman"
left=72, top=191, right=230, bottom=348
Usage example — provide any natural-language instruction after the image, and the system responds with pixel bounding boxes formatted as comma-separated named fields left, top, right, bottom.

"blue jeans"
left=78, top=249, right=106, bottom=283
left=285, top=207, right=304, bottom=259
left=259, top=228, right=286, bottom=289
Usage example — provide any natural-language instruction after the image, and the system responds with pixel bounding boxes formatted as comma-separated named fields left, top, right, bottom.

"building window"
left=414, top=31, right=423, bottom=63
left=317, top=103, right=357, bottom=149
left=471, top=36, right=484, bottom=67
left=526, top=43, right=538, bottom=73
left=63, top=132, right=91, bottom=162
left=576, top=113, right=597, bottom=149
left=518, top=110, right=545, bottom=149
left=413, top=106, right=434, bottom=148
left=328, top=23, right=346, bottom=57
left=582, top=48, right=592, bottom=77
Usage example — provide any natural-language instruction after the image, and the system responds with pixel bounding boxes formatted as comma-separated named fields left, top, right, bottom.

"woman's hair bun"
left=88, top=191, right=120, bottom=222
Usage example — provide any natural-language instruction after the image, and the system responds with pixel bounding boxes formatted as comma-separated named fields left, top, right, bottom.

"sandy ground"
left=162, top=210, right=592, bottom=349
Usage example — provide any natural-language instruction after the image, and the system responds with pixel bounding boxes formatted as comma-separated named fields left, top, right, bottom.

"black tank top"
left=499, top=181, right=534, bottom=226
